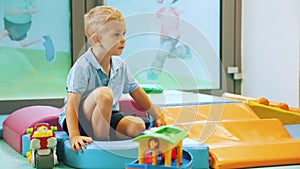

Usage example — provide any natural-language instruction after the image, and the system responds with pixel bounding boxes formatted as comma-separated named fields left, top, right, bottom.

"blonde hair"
left=84, top=6, right=125, bottom=39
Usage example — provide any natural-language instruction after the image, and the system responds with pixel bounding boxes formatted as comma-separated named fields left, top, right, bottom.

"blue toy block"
left=182, top=138, right=209, bottom=169
left=0, top=114, right=9, bottom=139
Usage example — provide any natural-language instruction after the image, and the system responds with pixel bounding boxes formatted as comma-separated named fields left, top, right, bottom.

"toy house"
left=127, top=125, right=193, bottom=169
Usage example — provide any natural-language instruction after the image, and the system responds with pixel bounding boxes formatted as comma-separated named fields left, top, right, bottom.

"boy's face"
left=99, top=20, right=127, bottom=56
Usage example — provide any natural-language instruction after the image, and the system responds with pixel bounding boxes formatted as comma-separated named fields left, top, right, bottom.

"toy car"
left=26, top=123, right=58, bottom=169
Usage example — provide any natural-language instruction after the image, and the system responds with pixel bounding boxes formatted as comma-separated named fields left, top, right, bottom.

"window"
left=0, top=0, right=241, bottom=114
left=104, top=0, right=221, bottom=91
left=0, top=0, right=72, bottom=101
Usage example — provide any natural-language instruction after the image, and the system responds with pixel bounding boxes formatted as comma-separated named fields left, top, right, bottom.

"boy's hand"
left=70, top=135, right=93, bottom=152
left=155, top=117, right=166, bottom=127
left=154, top=108, right=166, bottom=127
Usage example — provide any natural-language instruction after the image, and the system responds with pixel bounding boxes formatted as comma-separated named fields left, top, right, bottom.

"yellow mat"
left=161, top=103, right=300, bottom=168
left=162, top=102, right=259, bottom=124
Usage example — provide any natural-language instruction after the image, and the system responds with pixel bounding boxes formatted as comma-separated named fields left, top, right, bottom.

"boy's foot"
left=0, top=30, right=9, bottom=43
left=42, top=35, right=55, bottom=62
left=178, top=45, right=192, bottom=59
left=184, top=45, right=192, bottom=59
left=147, top=70, right=159, bottom=81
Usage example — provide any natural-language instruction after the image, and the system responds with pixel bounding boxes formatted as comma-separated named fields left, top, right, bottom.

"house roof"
left=133, top=125, right=188, bottom=145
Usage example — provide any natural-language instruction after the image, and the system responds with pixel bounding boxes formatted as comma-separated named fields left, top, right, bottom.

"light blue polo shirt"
left=4, top=0, right=36, bottom=24
left=59, top=47, right=139, bottom=127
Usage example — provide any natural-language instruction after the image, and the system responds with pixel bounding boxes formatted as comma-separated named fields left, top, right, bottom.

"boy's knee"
left=127, top=118, right=146, bottom=137
left=94, top=87, right=113, bottom=103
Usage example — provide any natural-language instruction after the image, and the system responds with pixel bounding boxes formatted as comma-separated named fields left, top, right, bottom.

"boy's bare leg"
left=0, top=30, right=9, bottom=42
left=82, top=87, right=113, bottom=140
left=20, top=39, right=41, bottom=47
left=114, top=116, right=146, bottom=140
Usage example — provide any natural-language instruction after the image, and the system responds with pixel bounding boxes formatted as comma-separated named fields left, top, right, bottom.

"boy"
left=59, top=6, right=166, bottom=152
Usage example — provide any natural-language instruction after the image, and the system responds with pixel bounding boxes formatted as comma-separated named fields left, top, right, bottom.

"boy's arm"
left=16, top=1, right=38, bottom=14
left=129, top=87, right=166, bottom=126
left=66, top=92, right=81, bottom=138
left=28, top=1, right=38, bottom=13
left=66, top=92, right=92, bottom=152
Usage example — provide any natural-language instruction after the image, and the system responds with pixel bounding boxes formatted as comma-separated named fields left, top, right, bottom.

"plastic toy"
left=126, top=125, right=193, bottom=169
left=26, top=123, right=58, bottom=169
left=140, top=84, right=164, bottom=94
left=222, top=92, right=300, bottom=112
left=222, top=92, right=300, bottom=124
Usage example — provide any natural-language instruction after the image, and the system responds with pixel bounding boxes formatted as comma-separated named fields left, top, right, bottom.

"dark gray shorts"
left=4, top=19, right=31, bottom=41
left=62, top=111, right=150, bottom=137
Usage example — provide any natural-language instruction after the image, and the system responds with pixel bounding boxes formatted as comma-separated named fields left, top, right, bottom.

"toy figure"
left=147, top=0, right=191, bottom=81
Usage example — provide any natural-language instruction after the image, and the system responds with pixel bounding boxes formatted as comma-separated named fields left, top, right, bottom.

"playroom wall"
left=241, top=0, right=300, bottom=107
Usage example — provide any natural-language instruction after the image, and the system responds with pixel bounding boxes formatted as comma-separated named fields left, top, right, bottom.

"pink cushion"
left=3, top=106, right=63, bottom=154
left=119, top=98, right=147, bottom=117
left=2, top=98, right=146, bottom=154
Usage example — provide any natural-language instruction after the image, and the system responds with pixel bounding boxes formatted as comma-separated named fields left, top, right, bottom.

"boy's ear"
left=91, top=34, right=101, bottom=46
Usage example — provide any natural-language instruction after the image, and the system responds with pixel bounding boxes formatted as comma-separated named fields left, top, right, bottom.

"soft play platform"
left=3, top=92, right=229, bottom=169
left=2, top=91, right=300, bottom=169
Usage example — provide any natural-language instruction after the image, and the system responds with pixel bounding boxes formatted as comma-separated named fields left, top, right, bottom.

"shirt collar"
left=86, top=48, right=101, bottom=69
left=86, top=47, right=122, bottom=74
